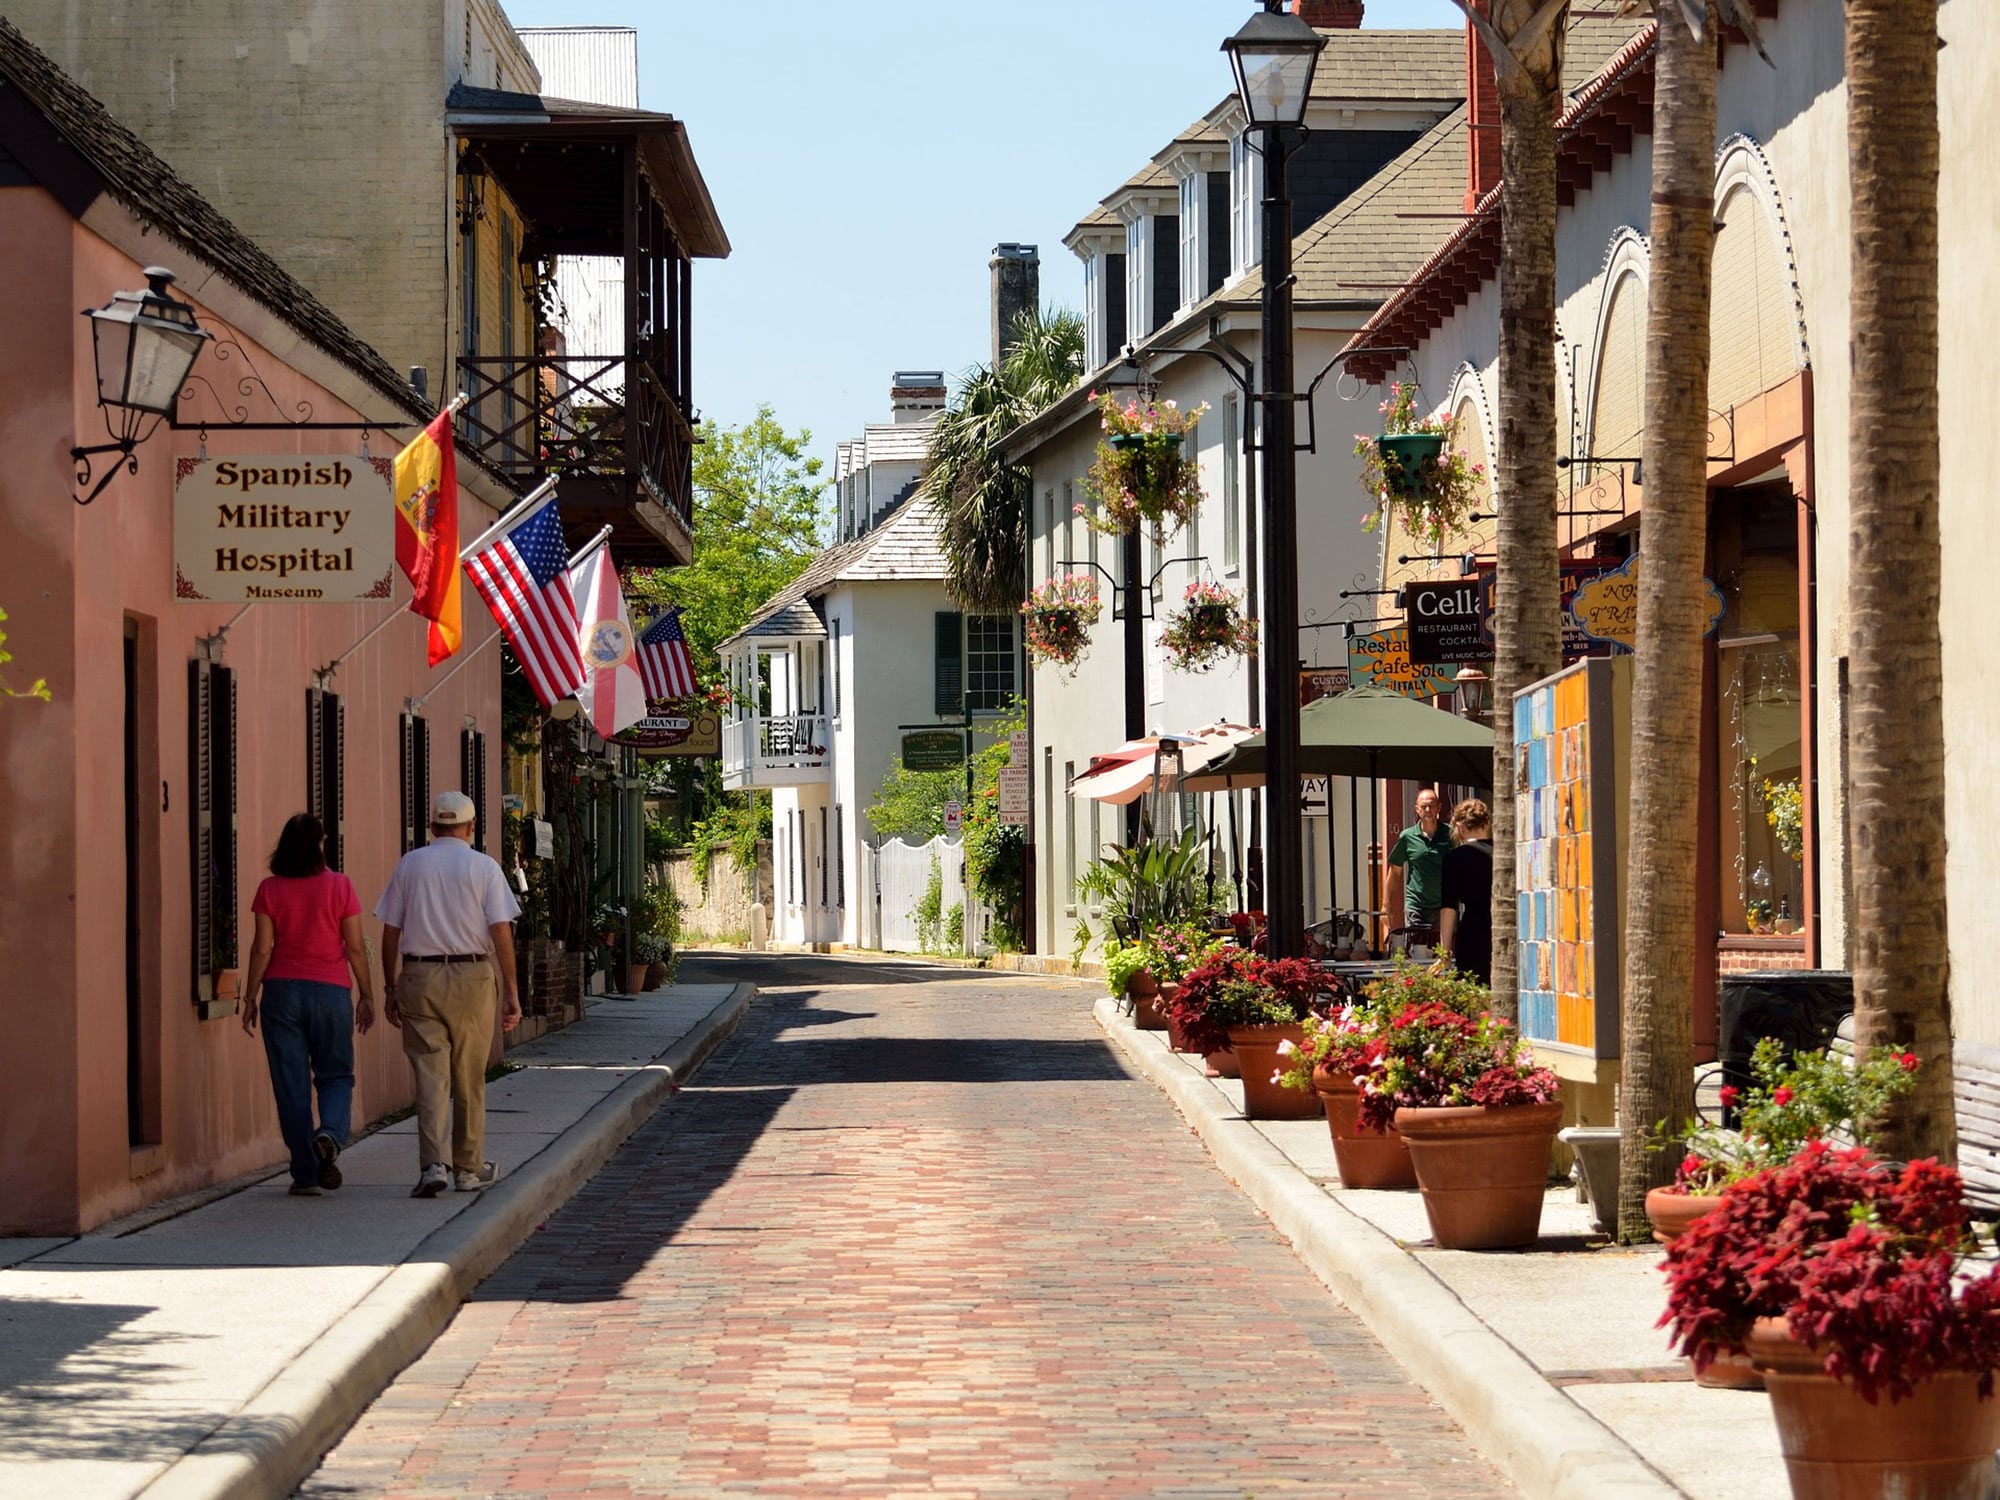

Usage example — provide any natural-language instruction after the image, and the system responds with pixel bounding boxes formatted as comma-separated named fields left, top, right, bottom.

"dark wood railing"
left=456, top=353, right=693, bottom=529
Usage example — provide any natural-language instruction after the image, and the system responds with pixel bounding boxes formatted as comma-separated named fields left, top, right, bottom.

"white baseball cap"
left=431, top=791, right=477, bottom=826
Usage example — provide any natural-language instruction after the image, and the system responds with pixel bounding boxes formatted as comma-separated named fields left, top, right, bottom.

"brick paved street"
left=300, top=954, right=1513, bottom=1498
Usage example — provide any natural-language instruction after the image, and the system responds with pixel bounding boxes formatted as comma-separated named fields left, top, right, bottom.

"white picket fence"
left=859, top=835, right=991, bottom=956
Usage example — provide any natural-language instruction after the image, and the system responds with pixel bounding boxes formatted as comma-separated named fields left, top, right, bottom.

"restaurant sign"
left=613, top=706, right=721, bottom=757
left=1299, top=665, right=1349, bottom=706
left=901, top=728, right=966, bottom=772
left=174, top=455, right=395, bottom=601
left=1404, top=579, right=1486, bottom=665
left=1346, top=627, right=1457, bottom=699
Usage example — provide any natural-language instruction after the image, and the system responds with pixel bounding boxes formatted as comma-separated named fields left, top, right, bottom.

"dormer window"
left=1122, top=200, right=1181, bottom=342
left=1230, top=129, right=1264, bottom=278
left=1074, top=232, right=1127, bottom=371
left=1173, top=157, right=1231, bottom=312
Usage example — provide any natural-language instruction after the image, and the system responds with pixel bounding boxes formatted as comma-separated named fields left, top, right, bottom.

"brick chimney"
left=1464, top=2, right=1501, bottom=210
left=990, top=243, right=1039, bottom=368
left=1294, top=0, right=1363, bottom=27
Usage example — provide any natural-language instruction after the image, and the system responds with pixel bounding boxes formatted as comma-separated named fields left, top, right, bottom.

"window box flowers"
left=1354, top=382, right=1483, bottom=549
left=1021, top=574, right=1101, bottom=672
left=1081, top=391, right=1207, bottom=535
left=1157, top=580, right=1258, bottom=674
left=1357, top=1001, right=1560, bottom=1248
left=1660, top=1144, right=2000, bottom=1498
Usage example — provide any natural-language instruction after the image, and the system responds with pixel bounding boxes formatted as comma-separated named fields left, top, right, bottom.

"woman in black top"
left=1438, top=799, right=1494, bottom=987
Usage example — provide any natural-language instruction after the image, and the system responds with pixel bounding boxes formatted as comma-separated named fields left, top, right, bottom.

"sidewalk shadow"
left=0, top=1299, right=288, bottom=1463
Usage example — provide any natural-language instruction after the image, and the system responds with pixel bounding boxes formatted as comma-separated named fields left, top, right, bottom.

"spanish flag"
left=392, top=409, right=461, bottom=664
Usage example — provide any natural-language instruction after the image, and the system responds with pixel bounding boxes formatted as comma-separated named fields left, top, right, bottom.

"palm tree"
left=925, top=308, right=1085, bottom=614
left=1615, top=0, right=1719, bottom=1242
left=1453, top=0, right=1571, bottom=1021
left=1844, top=0, right=1956, bottom=1159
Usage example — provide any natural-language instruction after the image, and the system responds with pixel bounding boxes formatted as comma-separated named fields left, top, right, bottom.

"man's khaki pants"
left=396, top=959, right=497, bottom=1173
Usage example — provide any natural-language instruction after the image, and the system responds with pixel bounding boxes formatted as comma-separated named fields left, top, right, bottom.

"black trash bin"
left=1718, top=969, right=1853, bottom=1123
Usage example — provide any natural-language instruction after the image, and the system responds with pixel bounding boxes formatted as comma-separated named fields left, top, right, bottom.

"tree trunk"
left=1616, top=5, right=1717, bottom=1243
left=1484, top=2, right=1568, bottom=1022
left=1845, top=0, right=1956, bottom=1160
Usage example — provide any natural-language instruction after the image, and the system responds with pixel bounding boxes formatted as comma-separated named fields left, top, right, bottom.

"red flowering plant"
left=1163, top=949, right=1332, bottom=1058
left=1157, top=580, right=1258, bottom=673
left=1659, top=1143, right=2000, bottom=1404
left=1276, top=960, right=1488, bottom=1094
left=1670, top=1037, right=1921, bottom=1194
left=1352, top=1002, right=1557, bottom=1134
left=1021, top=574, right=1102, bottom=673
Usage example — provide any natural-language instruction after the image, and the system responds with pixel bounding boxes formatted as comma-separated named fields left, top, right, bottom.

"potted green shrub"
left=1661, top=1145, right=2000, bottom=1499
left=1168, top=950, right=1329, bottom=1120
left=1358, top=1002, right=1561, bottom=1248
left=1104, top=941, right=1162, bottom=1026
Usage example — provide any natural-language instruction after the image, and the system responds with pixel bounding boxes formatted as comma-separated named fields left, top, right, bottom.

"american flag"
left=464, top=498, right=587, bottom=707
left=636, top=607, right=697, bottom=701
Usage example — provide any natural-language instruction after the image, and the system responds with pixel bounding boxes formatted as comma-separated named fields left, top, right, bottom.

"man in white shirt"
left=376, top=791, right=522, bottom=1198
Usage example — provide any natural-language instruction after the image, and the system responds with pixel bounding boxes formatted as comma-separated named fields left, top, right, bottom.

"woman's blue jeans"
left=259, top=979, right=355, bottom=1186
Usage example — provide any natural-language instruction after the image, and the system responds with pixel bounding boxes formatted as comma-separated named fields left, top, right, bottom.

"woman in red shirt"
left=241, top=814, right=375, bottom=1195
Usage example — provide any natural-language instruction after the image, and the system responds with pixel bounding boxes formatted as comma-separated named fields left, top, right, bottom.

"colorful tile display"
left=1515, top=662, right=1612, bottom=1055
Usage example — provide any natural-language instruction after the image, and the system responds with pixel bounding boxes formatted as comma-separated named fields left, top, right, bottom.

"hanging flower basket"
left=1355, top=382, right=1483, bottom=549
left=1021, top=574, right=1102, bottom=672
left=1158, top=580, right=1257, bottom=673
left=1082, top=390, right=1207, bottom=536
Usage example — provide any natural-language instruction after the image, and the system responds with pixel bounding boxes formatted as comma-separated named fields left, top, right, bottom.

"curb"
left=1094, top=997, right=1685, bottom=1500
left=140, top=981, right=759, bottom=1500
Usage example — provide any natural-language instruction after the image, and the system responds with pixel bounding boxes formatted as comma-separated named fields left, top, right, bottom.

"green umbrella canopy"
left=1184, top=687, right=1493, bottom=790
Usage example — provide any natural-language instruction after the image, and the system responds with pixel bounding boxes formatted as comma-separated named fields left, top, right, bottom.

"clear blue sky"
left=502, top=1, right=1464, bottom=488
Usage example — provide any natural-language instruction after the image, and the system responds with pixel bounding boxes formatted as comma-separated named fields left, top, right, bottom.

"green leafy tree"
left=924, top=308, right=1085, bottom=614
left=962, top=702, right=1027, bottom=949
left=866, top=757, right=962, bottom=844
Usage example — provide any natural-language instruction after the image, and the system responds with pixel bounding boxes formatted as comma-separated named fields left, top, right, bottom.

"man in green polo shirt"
left=1388, top=788, right=1454, bottom=931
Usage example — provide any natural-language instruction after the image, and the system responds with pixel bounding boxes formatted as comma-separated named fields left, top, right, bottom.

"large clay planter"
left=1206, top=1047, right=1240, bottom=1078
left=1747, top=1318, right=2000, bottom=1500
left=1228, top=1024, right=1321, bottom=1120
left=1393, top=1101, right=1562, bottom=1249
left=1645, top=1189, right=1761, bottom=1391
left=1131, top=991, right=1170, bottom=1031
left=644, top=960, right=671, bottom=991
left=1127, top=968, right=1160, bottom=1003
left=1312, top=1067, right=1416, bottom=1190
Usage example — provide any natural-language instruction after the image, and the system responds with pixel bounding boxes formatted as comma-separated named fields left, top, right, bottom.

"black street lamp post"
left=1224, top=2, right=1324, bottom=960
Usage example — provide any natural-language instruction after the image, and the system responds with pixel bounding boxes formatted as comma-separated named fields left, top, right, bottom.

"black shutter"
left=1104, top=252, right=1127, bottom=355
left=213, top=665, right=238, bottom=971
left=1152, top=214, right=1179, bottom=332
left=325, top=692, right=345, bottom=872
left=1205, top=171, right=1230, bottom=296
left=462, top=727, right=489, bottom=852
left=306, top=687, right=325, bottom=831
left=191, top=661, right=215, bottom=998
left=933, top=611, right=964, bottom=716
left=415, top=715, right=430, bottom=849
left=834, top=806, right=845, bottom=909
left=399, top=714, right=417, bottom=854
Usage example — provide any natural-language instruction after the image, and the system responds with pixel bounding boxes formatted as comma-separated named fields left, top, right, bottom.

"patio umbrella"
left=1069, top=724, right=1256, bottom=805
left=1182, top=688, right=1493, bottom=790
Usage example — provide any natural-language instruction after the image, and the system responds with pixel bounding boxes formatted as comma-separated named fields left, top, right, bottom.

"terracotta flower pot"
left=1165, top=1013, right=1197, bottom=1053
left=1205, top=1047, right=1239, bottom=1079
left=1127, top=968, right=1160, bottom=1002
left=1312, top=1067, right=1416, bottom=1190
left=1747, top=1318, right=2000, bottom=1500
left=644, top=960, right=670, bottom=991
left=1228, top=1024, right=1321, bottom=1120
left=625, top=964, right=648, bottom=993
left=1646, top=1189, right=1761, bottom=1391
left=1393, top=1101, right=1562, bottom=1249
left=1131, top=991, right=1170, bottom=1031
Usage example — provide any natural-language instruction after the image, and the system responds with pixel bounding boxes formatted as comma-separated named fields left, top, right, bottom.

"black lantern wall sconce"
left=71, top=267, right=213, bottom=506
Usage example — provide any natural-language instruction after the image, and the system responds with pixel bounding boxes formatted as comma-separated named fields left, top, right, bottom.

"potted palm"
left=1168, top=950, right=1329, bottom=1120
left=1081, top=390, right=1207, bottom=535
left=1022, top=574, right=1102, bottom=672
left=1661, top=1144, right=2000, bottom=1499
left=1354, top=382, right=1482, bottom=548
left=1358, top=1002, right=1560, bottom=1248
left=1158, top=581, right=1258, bottom=673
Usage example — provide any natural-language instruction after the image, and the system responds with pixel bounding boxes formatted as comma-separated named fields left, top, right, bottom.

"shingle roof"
left=1309, top=29, right=1464, bottom=101
left=718, top=499, right=948, bottom=651
left=857, top=423, right=933, bottom=465
left=0, top=17, right=430, bottom=425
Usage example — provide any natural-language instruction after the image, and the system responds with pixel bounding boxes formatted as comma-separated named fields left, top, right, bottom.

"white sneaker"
left=454, top=1161, right=498, bottom=1192
left=411, top=1163, right=451, bottom=1199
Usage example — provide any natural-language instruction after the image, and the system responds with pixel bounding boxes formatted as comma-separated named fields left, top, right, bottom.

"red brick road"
left=300, top=954, right=1512, bottom=1498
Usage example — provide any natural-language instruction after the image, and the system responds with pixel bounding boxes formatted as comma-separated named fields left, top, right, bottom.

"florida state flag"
left=392, top=409, right=462, bottom=664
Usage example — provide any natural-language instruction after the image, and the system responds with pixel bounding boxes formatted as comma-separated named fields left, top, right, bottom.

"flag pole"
left=316, top=599, right=407, bottom=684
left=461, top=475, right=560, bottom=560
left=406, top=620, right=508, bottom=713
left=567, top=525, right=615, bottom=573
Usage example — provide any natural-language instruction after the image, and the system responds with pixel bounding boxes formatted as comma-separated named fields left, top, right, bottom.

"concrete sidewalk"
left=0, top=980, right=757, bottom=1500
left=1095, top=997, right=1791, bottom=1500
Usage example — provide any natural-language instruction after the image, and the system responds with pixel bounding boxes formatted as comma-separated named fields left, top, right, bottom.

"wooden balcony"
left=722, top=714, right=832, bottom=791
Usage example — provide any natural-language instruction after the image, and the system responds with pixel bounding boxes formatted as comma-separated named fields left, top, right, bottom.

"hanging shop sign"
left=1299, top=665, right=1350, bottom=705
left=1405, top=578, right=1487, bottom=665
left=174, top=455, right=395, bottom=601
left=1465, top=560, right=1619, bottom=663
left=1569, top=555, right=1726, bottom=652
left=1346, top=628, right=1457, bottom=699
left=614, top=705, right=721, bottom=757
left=902, top=728, right=966, bottom=772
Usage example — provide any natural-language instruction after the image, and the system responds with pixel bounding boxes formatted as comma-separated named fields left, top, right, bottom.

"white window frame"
left=1230, top=131, right=1263, bottom=279
left=1125, top=217, right=1148, bottom=346
left=1178, top=171, right=1203, bottom=315
left=1083, top=255, right=1102, bottom=371
left=1223, top=392, right=1242, bottom=574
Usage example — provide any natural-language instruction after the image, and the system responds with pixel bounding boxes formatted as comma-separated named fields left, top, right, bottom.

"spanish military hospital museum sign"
left=174, top=455, right=396, bottom=601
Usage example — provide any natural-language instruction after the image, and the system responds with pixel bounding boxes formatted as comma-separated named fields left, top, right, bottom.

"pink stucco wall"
left=0, top=186, right=505, bottom=1233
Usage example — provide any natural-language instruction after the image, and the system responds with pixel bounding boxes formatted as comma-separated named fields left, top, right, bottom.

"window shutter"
left=415, top=714, right=430, bottom=850
left=190, top=660, right=215, bottom=998
left=399, top=714, right=417, bottom=854
left=213, top=664, right=238, bottom=971
left=326, top=692, right=346, bottom=872
left=463, top=727, right=489, bottom=852
left=834, top=806, right=845, bottom=909
left=933, top=611, right=964, bottom=716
